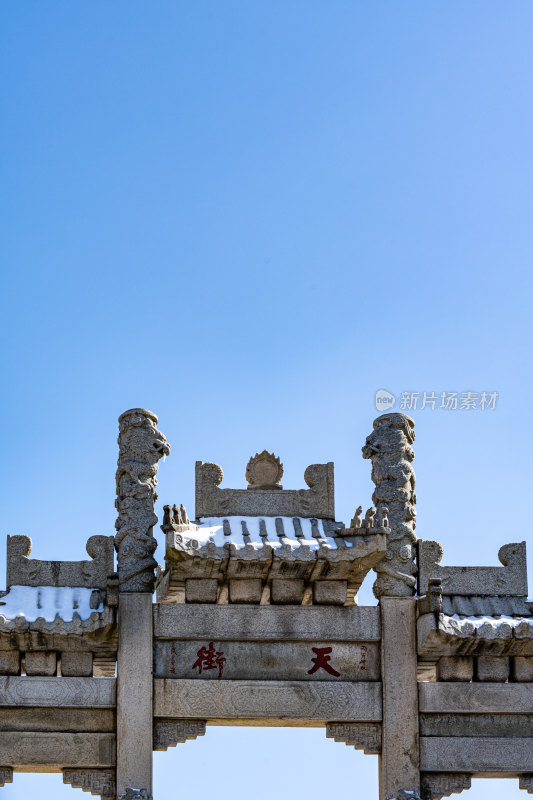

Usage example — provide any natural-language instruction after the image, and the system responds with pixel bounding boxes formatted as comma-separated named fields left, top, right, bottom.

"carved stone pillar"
left=115, top=408, right=170, bottom=593
left=362, top=413, right=417, bottom=598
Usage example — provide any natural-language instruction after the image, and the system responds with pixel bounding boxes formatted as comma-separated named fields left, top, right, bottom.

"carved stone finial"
left=180, top=504, right=190, bottom=525
left=115, top=408, right=170, bottom=593
left=350, top=505, right=363, bottom=529
left=363, top=507, right=375, bottom=529
left=246, top=451, right=283, bottom=490
left=362, top=413, right=417, bottom=598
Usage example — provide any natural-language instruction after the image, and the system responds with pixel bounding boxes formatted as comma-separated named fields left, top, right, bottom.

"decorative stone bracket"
left=420, top=773, right=471, bottom=800
left=326, top=722, right=381, bottom=754
left=0, top=768, right=13, bottom=787
left=62, top=769, right=116, bottom=800
left=153, top=719, right=206, bottom=751
left=520, top=775, right=533, bottom=794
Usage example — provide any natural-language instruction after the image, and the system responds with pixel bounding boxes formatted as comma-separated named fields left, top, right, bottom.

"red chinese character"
left=192, top=642, right=226, bottom=678
left=307, top=646, right=341, bottom=677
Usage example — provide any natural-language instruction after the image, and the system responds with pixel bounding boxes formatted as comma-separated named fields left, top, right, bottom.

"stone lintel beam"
left=195, top=461, right=334, bottom=519
left=153, top=604, right=381, bottom=642
left=154, top=679, right=382, bottom=723
left=153, top=719, right=206, bottom=751
left=419, top=681, right=533, bottom=714
left=63, top=769, right=116, bottom=800
left=418, top=540, right=528, bottom=597
left=420, top=737, right=533, bottom=773
left=326, top=722, right=382, bottom=754
left=0, top=676, right=116, bottom=707
left=0, top=732, right=115, bottom=769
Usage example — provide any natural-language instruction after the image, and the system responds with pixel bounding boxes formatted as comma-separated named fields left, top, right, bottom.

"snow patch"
left=0, top=585, right=103, bottom=622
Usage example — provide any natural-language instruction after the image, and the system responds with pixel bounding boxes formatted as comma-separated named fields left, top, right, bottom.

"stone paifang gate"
left=0, top=411, right=532, bottom=800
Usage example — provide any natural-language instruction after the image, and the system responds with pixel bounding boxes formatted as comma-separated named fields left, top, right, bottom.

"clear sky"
left=1, top=3, right=532, bottom=798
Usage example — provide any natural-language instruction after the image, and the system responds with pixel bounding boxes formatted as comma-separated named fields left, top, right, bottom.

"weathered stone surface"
left=437, top=657, right=473, bottom=682
left=0, top=676, right=116, bottom=707
left=270, top=579, right=305, bottom=605
left=0, top=707, right=115, bottom=732
left=362, top=413, right=417, bottom=598
left=420, top=713, right=533, bottom=738
left=153, top=604, right=381, bottom=642
left=6, top=535, right=115, bottom=591
left=419, top=681, right=533, bottom=713
left=119, top=790, right=152, bottom=800
left=0, top=651, right=20, bottom=675
left=418, top=540, right=528, bottom=597
left=63, top=768, right=116, bottom=799
left=417, top=612, right=533, bottom=659
left=513, top=657, right=533, bottom=681
left=154, top=679, right=382, bottom=722
left=520, top=775, right=533, bottom=794
left=154, top=640, right=380, bottom=681
left=117, top=593, right=152, bottom=798
left=195, top=460, right=335, bottom=519
left=61, top=652, right=93, bottom=677
left=313, top=581, right=347, bottom=606
left=420, top=736, right=533, bottom=772
left=476, top=656, right=509, bottom=682
left=379, top=597, right=420, bottom=800
left=185, top=579, right=218, bottom=604
left=153, top=719, right=206, bottom=751
left=25, top=651, right=57, bottom=676
left=115, top=409, right=169, bottom=593
left=326, top=722, right=381, bottom=753
left=0, top=732, right=115, bottom=768
left=228, top=578, right=262, bottom=604
left=420, top=772, right=471, bottom=799
left=0, top=768, right=13, bottom=786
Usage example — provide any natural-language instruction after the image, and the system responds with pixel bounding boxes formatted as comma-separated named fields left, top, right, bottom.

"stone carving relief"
left=115, top=409, right=170, bottom=593
left=326, top=722, right=382, bottom=754
left=362, top=413, right=417, bottom=597
left=6, top=535, right=115, bottom=590
left=246, top=451, right=283, bottom=489
left=153, top=719, right=206, bottom=751
left=195, top=460, right=335, bottom=519
left=63, top=769, right=116, bottom=799
left=420, top=773, right=471, bottom=799
left=520, top=775, right=533, bottom=794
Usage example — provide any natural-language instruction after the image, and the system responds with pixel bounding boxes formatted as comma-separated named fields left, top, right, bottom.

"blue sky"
left=1, top=3, right=532, bottom=797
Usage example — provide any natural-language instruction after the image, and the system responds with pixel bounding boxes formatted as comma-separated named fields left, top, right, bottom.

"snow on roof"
left=0, top=585, right=103, bottom=622
left=188, top=516, right=347, bottom=551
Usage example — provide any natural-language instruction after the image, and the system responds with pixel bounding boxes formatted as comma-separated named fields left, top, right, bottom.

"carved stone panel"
left=0, top=732, right=115, bottom=768
left=420, top=737, right=533, bottom=773
left=195, top=461, right=334, bottom=519
left=153, top=719, right=206, bottom=751
left=63, top=769, right=116, bottom=799
left=420, top=773, right=471, bottom=800
left=0, top=676, right=116, bottom=707
left=154, top=679, right=382, bottom=723
left=153, top=604, right=381, bottom=642
left=154, top=640, right=380, bottom=681
left=6, top=535, right=115, bottom=590
left=326, top=722, right=381, bottom=753
left=418, top=540, right=528, bottom=597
